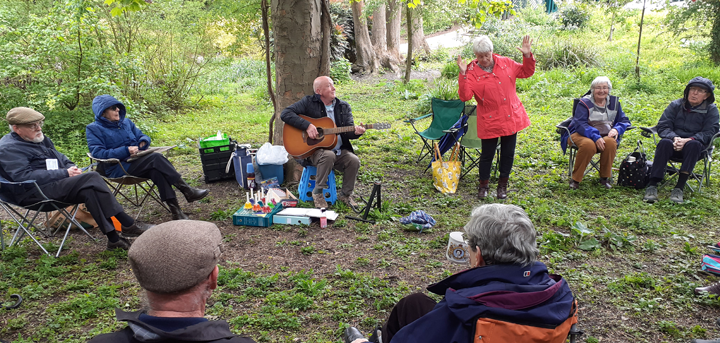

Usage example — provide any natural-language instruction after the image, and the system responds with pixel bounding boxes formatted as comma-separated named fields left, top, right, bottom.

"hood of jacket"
left=92, top=95, right=127, bottom=127
left=116, top=309, right=239, bottom=342
left=684, top=76, right=716, bottom=105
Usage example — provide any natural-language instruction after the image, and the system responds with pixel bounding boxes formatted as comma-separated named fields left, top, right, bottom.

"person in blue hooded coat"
left=643, top=77, right=719, bottom=204
left=343, top=204, right=576, bottom=343
left=86, top=95, right=209, bottom=220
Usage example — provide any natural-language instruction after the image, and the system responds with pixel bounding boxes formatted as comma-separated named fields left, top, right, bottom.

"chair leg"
left=568, top=148, right=576, bottom=180
left=54, top=205, right=97, bottom=258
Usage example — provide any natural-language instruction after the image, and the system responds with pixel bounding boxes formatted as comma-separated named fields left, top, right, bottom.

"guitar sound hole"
left=315, top=128, right=324, bottom=139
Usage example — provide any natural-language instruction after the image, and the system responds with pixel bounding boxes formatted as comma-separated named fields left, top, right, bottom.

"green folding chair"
left=406, top=98, right=466, bottom=163
left=458, top=106, right=500, bottom=180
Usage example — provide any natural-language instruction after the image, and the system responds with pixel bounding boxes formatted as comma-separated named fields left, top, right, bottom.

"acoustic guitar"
left=283, top=115, right=391, bottom=158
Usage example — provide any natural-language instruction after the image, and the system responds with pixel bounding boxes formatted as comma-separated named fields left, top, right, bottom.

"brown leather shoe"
left=478, top=180, right=489, bottom=199
left=497, top=177, right=508, bottom=199
left=599, top=178, right=612, bottom=189
left=569, top=179, right=580, bottom=190
left=695, top=281, right=720, bottom=295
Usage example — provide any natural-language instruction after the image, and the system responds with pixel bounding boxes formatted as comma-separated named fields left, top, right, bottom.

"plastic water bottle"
left=320, top=208, right=327, bottom=229
left=246, top=163, right=256, bottom=190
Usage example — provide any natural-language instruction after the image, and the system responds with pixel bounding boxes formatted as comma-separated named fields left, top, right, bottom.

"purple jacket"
left=389, top=262, right=575, bottom=343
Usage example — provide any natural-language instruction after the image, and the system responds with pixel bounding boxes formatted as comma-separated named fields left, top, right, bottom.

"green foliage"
left=665, top=0, right=720, bottom=64
left=330, top=58, right=352, bottom=84
left=441, top=61, right=460, bottom=79
left=535, top=40, right=602, bottom=70
left=561, top=5, right=590, bottom=29
left=460, top=0, right=516, bottom=27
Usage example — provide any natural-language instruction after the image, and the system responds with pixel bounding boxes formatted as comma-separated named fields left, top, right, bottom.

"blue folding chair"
left=0, top=176, right=96, bottom=257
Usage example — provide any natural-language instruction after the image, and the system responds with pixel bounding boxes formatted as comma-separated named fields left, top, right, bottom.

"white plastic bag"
left=256, top=142, right=289, bottom=165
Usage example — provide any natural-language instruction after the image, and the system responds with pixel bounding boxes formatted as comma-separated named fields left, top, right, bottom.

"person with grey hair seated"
left=455, top=35, right=535, bottom=200
left=343, top=204, right=576, bottom=343
left=89, top=220, right=256, bottom=343
left=565, top=76, right=631, bottom=189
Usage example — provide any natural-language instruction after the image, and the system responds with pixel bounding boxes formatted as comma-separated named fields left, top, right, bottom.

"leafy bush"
left=441, top=61, right=460, bottom=79
left=561, top=5, right=590, bottom=29
left=535, top=40, right=602, bottom=70
left=330, top=58, right=352, bottom=84
left=415, top=78, right=459, bottom=114
left=517, top=6, right=556, bottom=27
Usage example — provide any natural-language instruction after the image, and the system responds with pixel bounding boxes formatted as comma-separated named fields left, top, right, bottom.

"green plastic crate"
left=199, top=133, right=230, bottom=149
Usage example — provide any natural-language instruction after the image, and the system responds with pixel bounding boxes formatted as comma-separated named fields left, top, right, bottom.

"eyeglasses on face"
left=689, top=87, right=708, bottom=94
left=593, top=86, right=610, bottom=90
left=19, top=121, right=44, bottom=130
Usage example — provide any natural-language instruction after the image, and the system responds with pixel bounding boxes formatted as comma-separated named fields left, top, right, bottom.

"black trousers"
left=381, top=293, right=437, bottom=343
left=126, top=153, right=182, bottom=201
left=21, top=172, right=124, bottom=235
left=479, top=133, right=517, bottom=180
left=649, top=138, right=703, bottom=181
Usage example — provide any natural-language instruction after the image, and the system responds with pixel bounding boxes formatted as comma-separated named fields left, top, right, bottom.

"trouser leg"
left=334, top=150, right=361, bottom=197
left=478, top=137, right=499, bottom=181
left=599, top=136, right=617, bottom=178
left=570, top=133, right=597, bottom=182
left=678, top=140, right=703, bottom=174
left=309, top=149, right=336, bottom=192
left=381, top=293, right=437, bottom=343
left=126, top=154, right=182, bottom=201
left=498, top=133, right=517, bottom=178
left=649, top=139, right=675, bottom=183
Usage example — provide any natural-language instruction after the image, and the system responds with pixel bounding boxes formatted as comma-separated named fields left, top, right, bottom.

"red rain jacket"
left=458, top=54, right=535, bottom=139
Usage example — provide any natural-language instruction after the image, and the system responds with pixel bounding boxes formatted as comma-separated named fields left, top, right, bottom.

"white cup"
left=446, top=231, right=470, bottom=264
left=627, top=156, right=636, bottom=163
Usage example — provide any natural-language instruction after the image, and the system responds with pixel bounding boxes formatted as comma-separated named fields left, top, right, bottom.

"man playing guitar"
left=281, top=76, right=366, bottom=210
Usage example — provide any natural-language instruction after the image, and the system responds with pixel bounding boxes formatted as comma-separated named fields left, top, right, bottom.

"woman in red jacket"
left=457, top=35, right=535, bottom=199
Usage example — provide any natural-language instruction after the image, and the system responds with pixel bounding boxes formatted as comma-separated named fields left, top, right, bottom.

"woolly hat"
left=128, top=220, right=223, bottom=294
left=6, top=107, right=45, bottom=125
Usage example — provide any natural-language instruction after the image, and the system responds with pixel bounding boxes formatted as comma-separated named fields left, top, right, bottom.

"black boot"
left=174, top=179, right=209, bottom=203
left=167, top=198, right=189, bottom=220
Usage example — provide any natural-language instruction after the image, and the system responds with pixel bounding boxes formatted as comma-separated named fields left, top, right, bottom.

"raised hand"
left=456, top=55, right=467, bottom=75
left=516, top=35, right=533, bottom=57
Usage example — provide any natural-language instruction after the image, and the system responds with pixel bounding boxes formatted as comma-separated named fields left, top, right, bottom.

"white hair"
left=472, top=35, right=494, bottom=55
left=590, top=76, right=612, bottom=93
left=464, top=204, right=538, bottom=267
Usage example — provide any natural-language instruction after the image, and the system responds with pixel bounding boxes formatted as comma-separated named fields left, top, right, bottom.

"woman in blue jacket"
left=86, top=95, right=209, bottom=220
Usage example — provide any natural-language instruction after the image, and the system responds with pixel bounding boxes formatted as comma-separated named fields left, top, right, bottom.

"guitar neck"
left=323, top=124, right=374, bottom=135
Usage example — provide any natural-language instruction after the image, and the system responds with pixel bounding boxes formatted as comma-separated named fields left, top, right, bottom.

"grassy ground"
left=3, top=8, right=720, bottom=343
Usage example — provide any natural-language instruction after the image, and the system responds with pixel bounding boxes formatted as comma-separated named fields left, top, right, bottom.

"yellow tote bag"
left=432, top=142, right=461, bottom=194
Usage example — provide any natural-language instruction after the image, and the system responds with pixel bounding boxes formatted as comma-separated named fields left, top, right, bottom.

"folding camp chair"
left=556, top=97, right=634, bottom=180
left=87, top=153, right=170, bottom=219
left=639, top=125, right=720, bottom=192
left=456, top=105, right=501, bottom=180
left=0, top=176, right=96, bottom=257
left=406, top=98, right=467, bottom=163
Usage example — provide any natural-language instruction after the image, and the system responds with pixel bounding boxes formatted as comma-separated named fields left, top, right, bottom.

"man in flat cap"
left=89, top=220, right=256, bottom=343
left=0, top=107, right=154, bottom=250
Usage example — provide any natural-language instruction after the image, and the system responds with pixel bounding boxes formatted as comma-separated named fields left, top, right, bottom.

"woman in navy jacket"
left=86, top=95, right=209, bottom=220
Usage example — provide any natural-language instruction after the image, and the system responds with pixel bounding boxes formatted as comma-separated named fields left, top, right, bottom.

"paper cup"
left=446, top=231, right=470, bottom=264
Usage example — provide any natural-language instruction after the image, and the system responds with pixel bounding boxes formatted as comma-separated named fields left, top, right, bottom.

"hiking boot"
left=643, top=185, right=658, bottom=203
left=497, top=177, right=509, bottom=199
left=670, top=187, right=684, bottom=204
left=569, top=179, right=580, bottom=190
left=338, top=193, right=359, bottom=212
left=695, top=281, right=720, bottom=296
left=312, top=192, right=328, bottom=209
left=599, top=177, right=612, bottom=189
left=167, top=198, right=189, bottom=220
left=343, top=327, right=367, bottom=343
left=174, top=179, right=210, bottom=203
left=107, top=236, right=131, bottom=251
left=121, top=221, right=155, bottom=237
left=478, top=179, right=489, bottom=199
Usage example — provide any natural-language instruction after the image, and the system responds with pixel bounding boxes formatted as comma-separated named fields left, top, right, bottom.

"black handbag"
left=617, top=140, right=651, bottom=189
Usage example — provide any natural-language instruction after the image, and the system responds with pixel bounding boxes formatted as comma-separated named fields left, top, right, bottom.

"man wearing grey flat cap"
left=89, top=220, right=256, bottom=343
left=0, top=107, right=155, bottom=251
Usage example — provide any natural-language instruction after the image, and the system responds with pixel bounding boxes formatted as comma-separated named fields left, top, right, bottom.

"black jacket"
left=657, top=77, right=719, bottom=147
left=88, top=309, right=255, bottom=343
left=280, top=94, right=360, bottom=154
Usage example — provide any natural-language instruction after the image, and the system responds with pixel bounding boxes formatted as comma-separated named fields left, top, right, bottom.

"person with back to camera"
left=343, top=204, right=577, bottom=343
left=88, top=220, right=256, bottom=343
left=565, top=76, right=631, bottom=190
left=643, top=77, right=718, bottom=204
left=86, top=95, right=210, bottom=220
left=456, top=35, right=535, bottom=200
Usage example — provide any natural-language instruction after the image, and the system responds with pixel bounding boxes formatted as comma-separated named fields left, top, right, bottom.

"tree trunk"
left=272, top=0, right=328, bottom=183
left=711, top=0, right=720, bottom=64
left=635, top=0, right=646, bottom=81
left=262, top=0, right=277, bottom=143
left=410, top=4, right=430, bottom=55
left=350, top=0, right=379, bottom=74
left=608, top=3, right=616, bottom=42
left=404, top=6, right=413, bottom=83
left=320, top=0, right=331, bottom=76
left=372, top=3, right=399, bottom=73
left=386, top=0, right=402, bottom=60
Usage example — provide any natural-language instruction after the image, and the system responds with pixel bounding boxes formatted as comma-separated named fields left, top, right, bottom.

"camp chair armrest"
left=639, top=126, right=657, bottom=138
left=405, top=113, right=432, bottom=124
left=626, top=125, right=636, bottom=131
left=443, top=128, right=461, bottom=134
left=86, top=153, right=121, bottom=164
left=555, top=124, right=571, bottom=136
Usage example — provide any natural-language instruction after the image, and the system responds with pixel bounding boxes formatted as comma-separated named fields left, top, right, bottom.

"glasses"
left=19, top=121, right=44, bottom=130
left=689, top=87, right=708, bottom=94
left=593, top=86, right=610, bottom=90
